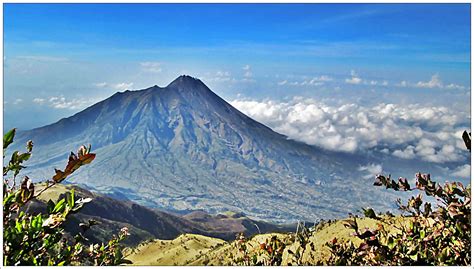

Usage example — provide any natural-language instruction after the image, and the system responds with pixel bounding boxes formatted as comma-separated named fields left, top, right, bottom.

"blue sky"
left=3, top=4, right=472, bottom=170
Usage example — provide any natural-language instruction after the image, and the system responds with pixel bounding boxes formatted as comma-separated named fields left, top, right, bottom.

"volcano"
left=14, top=75, right=410, bottom=222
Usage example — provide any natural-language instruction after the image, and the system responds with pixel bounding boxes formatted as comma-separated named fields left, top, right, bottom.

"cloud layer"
left=358, top=163, right=383, bottom=179
left=398, top=74, right=466, bottom=90
left=33, top=96, right=98, bottom=110
left=94, top=82, right=135, bottom=91
left=231, top=98, right=470, bottom=164
left=275, top=71, right=467, bottom=91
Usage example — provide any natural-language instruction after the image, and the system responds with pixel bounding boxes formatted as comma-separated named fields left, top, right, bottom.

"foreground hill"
left=26, top=184, right=294, bottom=245
left=12, top=75, right=452, bottom=222
left=126, top=217, right=390, bottom=265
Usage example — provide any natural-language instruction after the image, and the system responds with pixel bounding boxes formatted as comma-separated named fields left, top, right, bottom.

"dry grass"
left=126, top=216, right=406, bottom=265
left=125, top=234, right=226, bottom=265
left=34, top=183, right=71, bottom=202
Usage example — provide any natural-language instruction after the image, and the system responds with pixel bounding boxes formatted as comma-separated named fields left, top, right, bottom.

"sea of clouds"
left=231, top=98, right=470, bottom=174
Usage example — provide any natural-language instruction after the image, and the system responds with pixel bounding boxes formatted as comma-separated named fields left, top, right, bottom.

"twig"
left=34, top=180, right=57, bottom=198
left=253, top=223, right=261, bottom=234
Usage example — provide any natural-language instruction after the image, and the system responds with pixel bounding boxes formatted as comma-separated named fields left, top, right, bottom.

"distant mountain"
left=26, top=184, right=294, bottom=245
left=13, top=75, right=450, bottom=222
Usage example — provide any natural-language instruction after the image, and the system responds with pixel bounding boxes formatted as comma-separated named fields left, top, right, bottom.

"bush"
left=326, top=132, right=471, bottom=266
left=3, top=128, right=131, bottom=265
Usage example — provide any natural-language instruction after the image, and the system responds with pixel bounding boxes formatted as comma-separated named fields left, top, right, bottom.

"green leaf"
left=3, top=192, right=16, bottom=205
left=387, top=237, right=396, bottom=250
left=3, top=128, right=16, bottom=150
left=9, top=151, right=19, bottom=163
left=15, top=220, right=22, bottom=232
left=17, top=152, right=31, bottom=162
left=67, top=189, right=75, bottom=209
left=52, top=198, right=66, bottom=214
left=362, top=207, right=377, bottom=219
left=31, top=215, right=39, bottom=229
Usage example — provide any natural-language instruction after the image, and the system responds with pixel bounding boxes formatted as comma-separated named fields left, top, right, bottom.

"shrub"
left=326, top=132, right=471, bottom=266
left=3, top=128, right=131, bottom=266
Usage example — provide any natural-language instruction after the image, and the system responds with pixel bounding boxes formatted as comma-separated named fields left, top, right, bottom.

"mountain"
left=26, top=184, right=294, bottom=245
left=12, top=75, right=446, bottom=222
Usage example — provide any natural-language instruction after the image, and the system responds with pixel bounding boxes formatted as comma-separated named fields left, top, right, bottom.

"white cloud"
left=94, top=82, right=134, bottom=91
left=398, top=80, right=408, bottom=87
left=364, top=80, right=389, bottom=86
left=140, top=62, right=162, bottom=73
left=446, top=83, right=466, bottom=90
left=343, top=70, right=387, bottom=87
left=214, top=71, right=233, bottom=82
left=32, top=98, right=45, bottom=104
left=452, top=164, right=470, bottom=178
left=277, top=75, right=332, bottom=87
left=345, top=70, right=362, bottom=85
left=113, top=82, right=134, bottom=91
left=230, top=98, right=469, bottom=163
left=396, top=75, right=466, bottom=90
left=216, top=71, right=231, bottom=77
left=311, top=75, right=333, bottom=82
left=358, top=163, right=383, bottom=179
left=206, top=71, right=234, bottom=82
left=34, top=96, right=97, bottom=110
left=416, top=74, right=443, bottom=88
left=242, top=65, right=253, bottom=78
left=12, top=98, right=23, bottom=105
left=393, top=146, right=416, bottom=159
left=94, top=82, right=108, bottom=88
left=345, top=77, right=361, bottom=84
left=243, top=72, right=253, bottom=79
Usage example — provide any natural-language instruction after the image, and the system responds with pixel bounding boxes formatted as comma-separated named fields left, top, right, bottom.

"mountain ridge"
left=27, top=183, right=294, bottom=245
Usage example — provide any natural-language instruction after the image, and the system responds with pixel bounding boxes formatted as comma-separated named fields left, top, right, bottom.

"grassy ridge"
left=126, top=234, right=226, bottom=265
left=126, top=216, right=404, bottom=265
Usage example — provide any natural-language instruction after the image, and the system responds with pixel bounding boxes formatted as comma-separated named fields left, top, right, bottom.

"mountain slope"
left=26, top=184, right=294, bottom=245
left=14, top=75, right=422, bottom=222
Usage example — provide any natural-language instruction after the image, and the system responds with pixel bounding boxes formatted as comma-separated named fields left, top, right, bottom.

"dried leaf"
left=20, top=176, right=34, bottom=203
left=52, top=146, right=96, bottom=183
